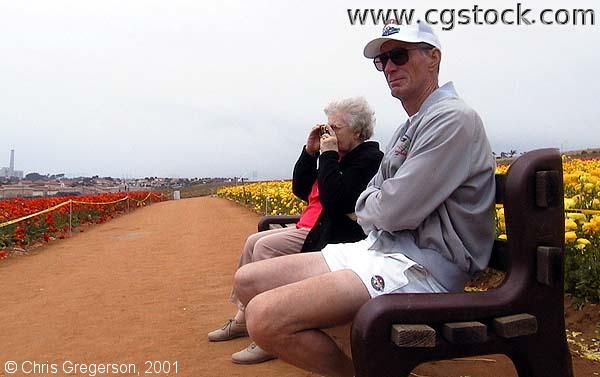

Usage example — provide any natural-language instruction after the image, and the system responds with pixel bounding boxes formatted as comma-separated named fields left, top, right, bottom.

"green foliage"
left=0, top=224, right=16, bottom=248
left=564, top=234, right=600, bottom=305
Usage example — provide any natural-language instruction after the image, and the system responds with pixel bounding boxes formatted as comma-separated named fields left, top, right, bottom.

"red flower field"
left=0, top=192, right=166, bottom=248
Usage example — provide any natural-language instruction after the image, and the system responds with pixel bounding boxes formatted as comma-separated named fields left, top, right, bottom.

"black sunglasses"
left=373, top=46, right=432, bottom=71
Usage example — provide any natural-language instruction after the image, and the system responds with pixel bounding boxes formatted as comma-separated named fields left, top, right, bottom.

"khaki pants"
left=231, top=226, right=310, bottom=309
left=238, top=227, right=310, bottom=267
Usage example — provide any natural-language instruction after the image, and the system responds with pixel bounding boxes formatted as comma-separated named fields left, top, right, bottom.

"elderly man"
left=234, top=21, right=495, bottom=377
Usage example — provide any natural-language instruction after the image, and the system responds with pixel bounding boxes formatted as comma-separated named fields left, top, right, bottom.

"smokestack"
left=9, top=149, right=14, bottom=173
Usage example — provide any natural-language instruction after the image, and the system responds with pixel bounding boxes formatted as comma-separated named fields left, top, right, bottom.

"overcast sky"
left=1, top=0, right=599, bottom=179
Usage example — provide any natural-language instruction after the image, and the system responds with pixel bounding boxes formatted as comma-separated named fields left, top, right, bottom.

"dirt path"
left=0, top=197, right=596, bottom=377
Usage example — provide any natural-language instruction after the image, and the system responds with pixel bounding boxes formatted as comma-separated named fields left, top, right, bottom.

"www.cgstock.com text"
left=347, top=3, right=596, bottom=30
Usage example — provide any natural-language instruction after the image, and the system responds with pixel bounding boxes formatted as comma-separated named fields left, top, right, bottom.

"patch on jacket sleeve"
left=393, top=134, right=411, bottom=156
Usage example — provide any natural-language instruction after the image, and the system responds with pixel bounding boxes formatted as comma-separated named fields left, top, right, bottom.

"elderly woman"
left=208, top=97, right=383, bottom=364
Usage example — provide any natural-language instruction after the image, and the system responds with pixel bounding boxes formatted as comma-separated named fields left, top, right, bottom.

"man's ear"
left=429, top=48, right=441, bottom=73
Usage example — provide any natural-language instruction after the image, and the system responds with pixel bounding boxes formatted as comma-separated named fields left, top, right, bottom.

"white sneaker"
left=208, top=319, right=248, bottom=342
left=231, top=342, right=277, bottom=364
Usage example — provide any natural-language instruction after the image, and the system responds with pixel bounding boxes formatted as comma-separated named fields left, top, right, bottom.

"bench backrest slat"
left=495, top=174, right=506, bottom=205
left=490, top=174, right=507, bottom=271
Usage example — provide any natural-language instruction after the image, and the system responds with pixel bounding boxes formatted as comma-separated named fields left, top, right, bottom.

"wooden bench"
left=351, top=148, right=573, bottom=377
left=257, top=148, right=573, bottom=377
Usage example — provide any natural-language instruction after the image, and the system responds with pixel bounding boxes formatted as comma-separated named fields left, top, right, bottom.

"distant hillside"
left=562, top=148, right=600, bottom=159
left=496, top=148, right=600, bottom=165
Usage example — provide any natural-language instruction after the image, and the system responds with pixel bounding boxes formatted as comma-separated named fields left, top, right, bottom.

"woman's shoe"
left=231, top=342, right=277, bottom=364
left=208, top=319, right=248, bottom=341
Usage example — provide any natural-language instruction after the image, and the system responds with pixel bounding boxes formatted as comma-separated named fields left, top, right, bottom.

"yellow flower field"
left=217, top=181, right=306, bottom=216
left=495, top=157, right=600, bottom=246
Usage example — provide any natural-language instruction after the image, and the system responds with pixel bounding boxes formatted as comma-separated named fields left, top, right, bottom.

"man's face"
left=379, top=40, right=434, bottom=101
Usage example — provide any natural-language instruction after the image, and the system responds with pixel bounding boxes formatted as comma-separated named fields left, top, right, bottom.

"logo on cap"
left=382, top=25, right=400, bottom=37
left=371, top=275, right=385, bottom=291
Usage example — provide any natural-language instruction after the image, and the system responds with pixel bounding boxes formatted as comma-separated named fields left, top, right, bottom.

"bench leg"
left=510, top=342, right=574, bottom=377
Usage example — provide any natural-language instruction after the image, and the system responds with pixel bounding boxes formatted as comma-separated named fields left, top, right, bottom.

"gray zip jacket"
left=355, top=82, right=496, bottom=292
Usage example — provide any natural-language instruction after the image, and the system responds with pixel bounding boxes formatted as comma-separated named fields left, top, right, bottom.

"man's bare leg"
left=235, top=252, right=370, bottom=377
left=234, top=252, right=331, bottom=306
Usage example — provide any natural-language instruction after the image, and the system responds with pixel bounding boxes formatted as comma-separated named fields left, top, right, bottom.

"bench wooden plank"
left=493, top=313, right=538, bottom=338
left=442, top=322, right=487, bottom=344
left=391, top=324, right=436, bottom=348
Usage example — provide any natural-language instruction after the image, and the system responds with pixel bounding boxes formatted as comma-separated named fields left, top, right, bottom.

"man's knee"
left=245, top=292, right=287, bottom=348
left=233, top=264, right=259, bottom=306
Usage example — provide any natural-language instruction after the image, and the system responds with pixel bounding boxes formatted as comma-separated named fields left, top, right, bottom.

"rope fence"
left=564, top=208, right=600, bottom=215
left=495, top=203, right=600, bottom=216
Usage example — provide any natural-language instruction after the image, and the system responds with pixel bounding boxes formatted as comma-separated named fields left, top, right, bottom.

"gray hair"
left=323, top=97, right=375, bottom=141
left=416, top=42, right=441, bottom=74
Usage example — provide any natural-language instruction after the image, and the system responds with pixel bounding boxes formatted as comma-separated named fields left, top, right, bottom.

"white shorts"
left=321, top=238, right=447, bottom=298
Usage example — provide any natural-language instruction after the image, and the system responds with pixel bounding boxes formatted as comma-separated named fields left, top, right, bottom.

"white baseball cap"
left=363, top=20, right=441, bottom=58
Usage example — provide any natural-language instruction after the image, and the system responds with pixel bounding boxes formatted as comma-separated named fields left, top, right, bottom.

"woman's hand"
left=305, top=125, right=322, bottom=155
left=320, top=124, right=339, bottom=153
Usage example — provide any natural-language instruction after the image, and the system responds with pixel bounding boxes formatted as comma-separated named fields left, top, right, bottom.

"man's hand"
left=320, top=124, right=338, bottom=153
left=305, top=125, right=322, bottom=155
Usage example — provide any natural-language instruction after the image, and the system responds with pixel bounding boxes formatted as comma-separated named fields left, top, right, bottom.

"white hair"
left=324, top=97, right=375, bottom=141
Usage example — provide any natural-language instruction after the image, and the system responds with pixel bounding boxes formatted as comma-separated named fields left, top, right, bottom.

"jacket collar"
left=412, top=81, right=458, bottom=120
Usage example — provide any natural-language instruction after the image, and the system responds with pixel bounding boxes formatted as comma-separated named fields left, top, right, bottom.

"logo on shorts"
left=371, top=275, right=385, bottom=292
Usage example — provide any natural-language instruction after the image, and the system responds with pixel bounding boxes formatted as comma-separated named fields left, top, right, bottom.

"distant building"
left=1, top=149, right=24, bottom=178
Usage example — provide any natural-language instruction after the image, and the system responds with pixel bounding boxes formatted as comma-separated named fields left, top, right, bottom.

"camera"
left=319, top=125, right=330, bottom=136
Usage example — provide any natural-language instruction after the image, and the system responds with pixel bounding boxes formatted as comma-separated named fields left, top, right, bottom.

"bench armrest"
left=257, top=215, right=301, bottom=232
